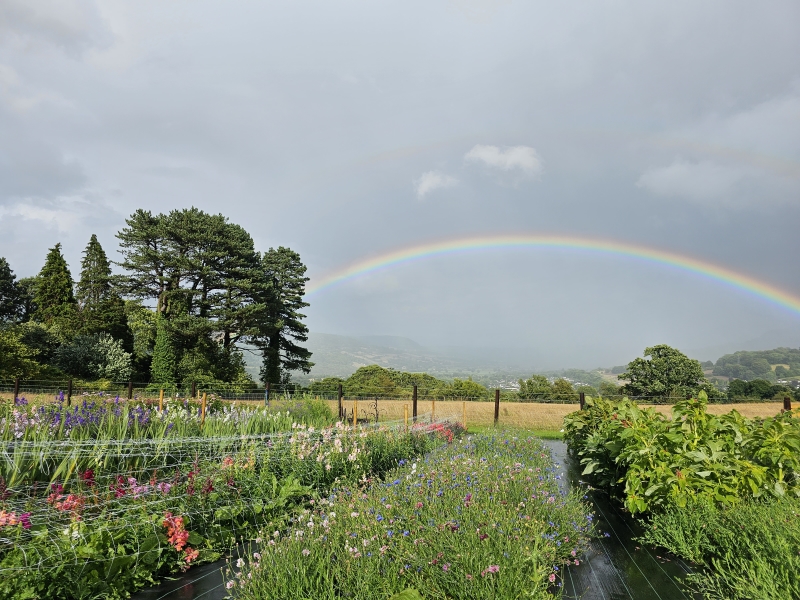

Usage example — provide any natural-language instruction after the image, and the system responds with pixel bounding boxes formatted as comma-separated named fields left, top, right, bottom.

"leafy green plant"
left=564, top=393, right=800, bottom=514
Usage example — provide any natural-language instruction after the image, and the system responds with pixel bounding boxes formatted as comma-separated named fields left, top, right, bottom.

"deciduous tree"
left=618, top=344, right=707, bottom=399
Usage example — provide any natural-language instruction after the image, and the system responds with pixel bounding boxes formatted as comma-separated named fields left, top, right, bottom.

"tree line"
left=308, top=346, right=799, bottom=403
left=0, top=208, right=313, bottom=388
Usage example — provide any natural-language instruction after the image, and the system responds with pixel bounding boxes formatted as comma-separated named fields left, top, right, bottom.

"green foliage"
left=0, top=257, right=24, bottom=323
left=0, top=329, right=41, bottom=379
left=257, top=247, right=314, bottom=384
left=517, top=374, right=552, bottom=400
left=727, top=378, right=790, bottom=401
left=151, top=315, right=177, bottom=384
left=310, top=366, right=490, bottom=399
left=52, top=333, right=133, bottom=381
left=117, top=209, right=312, bottom=386
left=714, top=347, right=800, bottom=380
left=32, top=243, right=77, bottom=327
left=550, top=378, right=577, bottom=402
left=564, top=394, right=800, bottom=515
left=433, top=377, right=491, bottom=399
left=639, top=497, right=800, bottom=600
left=618, top=344, right=708, bottom=400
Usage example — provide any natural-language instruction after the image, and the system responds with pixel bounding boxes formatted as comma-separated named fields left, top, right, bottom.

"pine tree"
left=0, top=257, right=23, bottom=323
left=76, top=235, right=132, bottom=348
left=33, top=243, right=77, bottom=326
left=256, top=247, right=314, bottom=385
left=150, top=315, right=177, bottom=384
left=76, top=234, right=112, bottom=307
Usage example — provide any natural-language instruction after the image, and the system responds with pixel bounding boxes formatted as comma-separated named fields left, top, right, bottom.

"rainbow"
left=305, top=233, right=800, bottom=317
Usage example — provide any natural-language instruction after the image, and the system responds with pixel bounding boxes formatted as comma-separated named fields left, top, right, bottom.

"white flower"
left=236, top=558, right=245, bottom=568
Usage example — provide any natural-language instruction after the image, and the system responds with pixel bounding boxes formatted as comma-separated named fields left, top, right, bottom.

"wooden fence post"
left=159, top=389, right=164, bottom=412
left=404, top=404, right=408, bottom=429
left=265, top=382, right=271, bottom=408
left=353, top=399, right=358, bottom=427
left=462, top=401, right=466, bottom=430
left=67, top=379, right=73, bottom=407
left=412, top=385, right=418, bottom=423
left=127, top=380, right=133, bottom=400
left=13, top=378, right=19, bottom=402
left=338, top=384, right=343, bottom=420
left=191, top=381, right=197, bottom=400
left=784, top=397, right=792, bottom=412
left=579, top=391, right=586, bottom=410
left=431, top=398, right=436, bottom=423
left=201, top=393, right=207, bottom=425
left=494, top=389, right=500, bottom=426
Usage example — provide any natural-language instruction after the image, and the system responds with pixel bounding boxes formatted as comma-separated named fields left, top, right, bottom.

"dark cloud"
left=1, top=1, right=798, bottom=367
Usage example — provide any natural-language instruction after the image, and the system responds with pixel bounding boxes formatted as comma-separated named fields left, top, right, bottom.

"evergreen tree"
left=257, top=247, right=314, bottom=385
left=0, top=257, right=23, bottom=323
left=150, top=315, right=177, bottom=384
left=33, top=243, right=77, bottom=326
left=76, top=235, right=131, bottom=347
left=76, top=234, right=112, bottom=307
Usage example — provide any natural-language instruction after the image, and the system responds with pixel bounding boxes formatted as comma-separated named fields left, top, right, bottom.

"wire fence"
left=0, top=379, right=794, bottom=405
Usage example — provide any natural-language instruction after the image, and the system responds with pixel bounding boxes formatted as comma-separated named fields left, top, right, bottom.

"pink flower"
left=487, top=565, right=499, bottom=573
left=549, top=573, right=556, bottom=583
left=442, top=563, right=450, bottom=572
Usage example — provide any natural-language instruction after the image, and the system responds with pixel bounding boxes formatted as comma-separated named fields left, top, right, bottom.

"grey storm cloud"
left=1, top=0, right=799, bottom=368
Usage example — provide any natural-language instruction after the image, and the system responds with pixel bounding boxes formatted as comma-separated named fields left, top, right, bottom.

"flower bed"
left=227, top=433, right=593, bottom=599
left=0, top=420, right=460, bottom=599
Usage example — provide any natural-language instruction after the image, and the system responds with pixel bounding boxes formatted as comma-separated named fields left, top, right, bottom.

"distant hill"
left=712, top=347, right=800, bottom=382
left=241, top=331, right=800, bottom=388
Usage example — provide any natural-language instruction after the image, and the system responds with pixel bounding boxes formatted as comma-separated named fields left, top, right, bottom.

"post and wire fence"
left=1, top=378, right=794, bottom=432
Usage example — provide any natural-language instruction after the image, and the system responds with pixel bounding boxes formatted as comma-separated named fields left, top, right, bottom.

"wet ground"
left=544, top=440, right=697, bottom=600
left=132, top=440, right=697, bottom=600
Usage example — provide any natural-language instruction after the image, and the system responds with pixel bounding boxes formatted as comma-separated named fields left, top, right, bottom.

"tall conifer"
left=33, top=243, right=77, bottom=326
left=76, top=234, right=112, bottom=307
left=150, top=315, right=177, bottom=383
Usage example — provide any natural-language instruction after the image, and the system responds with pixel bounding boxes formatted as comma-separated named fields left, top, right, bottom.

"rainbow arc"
left=305, top=234, right=800, bottom=318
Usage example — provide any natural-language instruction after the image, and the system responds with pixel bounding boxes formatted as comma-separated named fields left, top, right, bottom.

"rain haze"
left=2, top=0, right=799, bottom=372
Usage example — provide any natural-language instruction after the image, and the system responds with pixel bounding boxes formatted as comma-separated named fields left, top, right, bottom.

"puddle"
left=133, top=439, right=698, bottom=600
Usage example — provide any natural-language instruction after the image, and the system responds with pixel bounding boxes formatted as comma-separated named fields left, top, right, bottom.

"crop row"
left=227, top=433, right=593, bottom=600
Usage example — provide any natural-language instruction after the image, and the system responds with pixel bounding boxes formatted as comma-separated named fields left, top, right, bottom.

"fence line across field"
left=1, top=378, right=793, bottom=410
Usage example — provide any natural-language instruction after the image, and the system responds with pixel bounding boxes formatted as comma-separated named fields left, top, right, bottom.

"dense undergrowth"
left=227, top=433, right=593, bottom=600
left=564, top=394, right=800, bottom=600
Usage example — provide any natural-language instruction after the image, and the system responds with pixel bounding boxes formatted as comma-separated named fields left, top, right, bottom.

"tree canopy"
left=618, top=344, right=708, bottom=399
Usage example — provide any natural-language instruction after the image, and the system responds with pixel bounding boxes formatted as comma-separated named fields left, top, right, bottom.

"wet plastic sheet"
left=543, top=440, right=697, bottom=600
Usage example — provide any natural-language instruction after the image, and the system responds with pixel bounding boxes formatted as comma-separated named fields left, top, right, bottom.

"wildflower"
left=226, top=581, right=235, bottom=589
left=302, top=548, right=310, bottom=556
left=236, top=558, right=245, bottom=568
left=442, top=563, right=450, bottom=572
left=549, top=573, right=556, bottom=583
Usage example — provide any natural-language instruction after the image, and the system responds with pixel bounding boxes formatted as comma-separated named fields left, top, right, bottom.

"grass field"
left=1, top=392, right=786, bottom=433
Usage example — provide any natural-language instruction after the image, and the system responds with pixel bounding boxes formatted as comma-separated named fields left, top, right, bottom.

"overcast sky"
left=1, top=1, right=799, bottom=368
